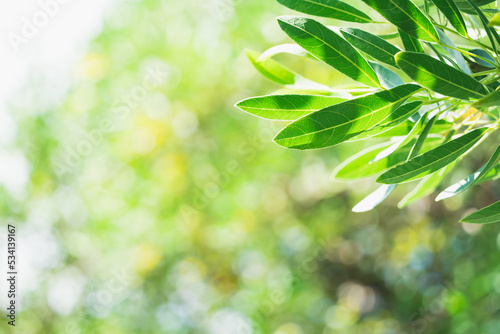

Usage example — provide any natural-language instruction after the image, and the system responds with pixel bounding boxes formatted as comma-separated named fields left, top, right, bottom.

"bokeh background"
left=1, top=0, right=500, bottom=333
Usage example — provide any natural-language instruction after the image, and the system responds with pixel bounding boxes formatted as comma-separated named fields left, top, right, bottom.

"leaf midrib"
left=379, top=130, right=483, bottom=183
left=440, top=0, right=467, bottom=34
left=385, top=0, right=438, bottom=42
left=343, top=30, right=398, bottom=64
left=300, top=0, right=371, bottom=22
left=281, top=18, right=380, bottom=88
left=398, top=57, right=484, bottom=98
left=277, top=91, right=415, bottom=141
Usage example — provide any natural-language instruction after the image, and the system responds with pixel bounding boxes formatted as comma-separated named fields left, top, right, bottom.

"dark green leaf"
left=348, top=101, right=422, bottom=141
left=396, top=51, right=489, bottom=99
left=469, top=49, right=496, bottom=68
left=465, top=0, right=500, bottom=54
left=277, top=0, right=374, bottom=23
left=236, top=94, right=346, bottom=120
left=461, top=200, right=500, bottom=224
left=377, top=128, right=488, bottom=184
left=399, top=29, right=424, bottom=53
left=277, top=16, right=381, bottom=87
left=361, top=0, right=439, bottom=42
left=432, top=0, right=468, bottom=36
left=455, top=0, right=497, bottom=14
left=274, top=84, right=421, bottom=149
left=340, top=28, right=401, bottom=67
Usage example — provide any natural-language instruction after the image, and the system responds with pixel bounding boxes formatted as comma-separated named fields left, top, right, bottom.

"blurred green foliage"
left=2, top=0, right=500, bottom=333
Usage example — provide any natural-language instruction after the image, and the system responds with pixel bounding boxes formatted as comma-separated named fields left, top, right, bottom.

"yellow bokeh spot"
left=273, top=323, right=303, bottom=334
left=80, top=54, right=108, bottom=80
left=135, top=243, right=162, bottom=274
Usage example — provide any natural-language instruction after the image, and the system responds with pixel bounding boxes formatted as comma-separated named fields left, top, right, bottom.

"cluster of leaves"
left=236, top=0, right=500, bottom=223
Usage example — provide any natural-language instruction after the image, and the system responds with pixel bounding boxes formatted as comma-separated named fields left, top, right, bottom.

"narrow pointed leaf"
left=371, top=111, right=428, bottom=163
left=469, top=49, right=496, bottom=68
left=473, top=89, right=500, bottom=108
left=399, top=29, right=424, bottom=53
left=432, top=0, right=468, bottom=36
left=477, top=163, right=500, bottom=183
left=332, top=137, right=442, bottom=180
left=372, top=119, right=452, bottom=138
left=348, top=101, right=422, bottom=141
left=489, top=12, right=500, bottom=26
left=361, top=0, right=439, bottom=42
left=236, top=94, right=346, bottom=120
left=246, top=49, right=331, bottom=92
left=408, top=114, right=438, bottom=159
left=257, top=44, right=311, bottom=62
left=436, top=29, right=470, bottom=74
left=396, top=51, right=488, bottom=99
left=277, top=0, right=374, bottom=23
left=277, top=16, right=381, bottom=88
left=340, top=28, right=401, bottom=67
left=353, top=185, right=396, bottom=212
left=455, top=0, right=497, bottom=13
left=377, top=128, right=488, bottom=184
left=461, top=200, right=500, bottom=224
left=398, top=162, right=457, bottom=207
left=370, top=62, right=404, bottom=89
left=437, top=142, right=500, bottom=200
left=274, top=84, right=421, bottom=150
left=465, top=0, right=500, bottom=54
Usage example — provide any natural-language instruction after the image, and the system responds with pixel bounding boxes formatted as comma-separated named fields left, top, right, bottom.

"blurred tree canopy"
left=2, top=0, right=500, bottom=333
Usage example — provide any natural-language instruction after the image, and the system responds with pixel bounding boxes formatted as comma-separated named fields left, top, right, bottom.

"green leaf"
left=369, top=62, right=404, bottom=89
left=348, top=101, right=422, bottom=141
left=436, top=29, right=470, bottom=74
left=399, top=29, right=424, bottom=53
left=408, top=114, right=438, bottom=159
left=235, top=94, right=346, bottom=120
left=353, top=185, right=396, bottom=212
left=370, top=111, right=429, bottom=163
left=469, top=49, right=496, bottom=68
left=477, top=162, right=500, bottom=183
left=277, top=0, right=374, bottom=23
left=340, top=28, right=401, bottom=68
left=465, top=0, right=500, bottom=54
left=489, top=12, right=500, bottom=26
left=398, top=162, right=457, bottom=207
left=436, top=142, right=500, bottom=200
left=461, top=200, right=500, bottom=224
left=332, top=136, right=442, bottom=179
left=246, top=49, right=331, bottom=92
left=257, top=43, right=311, bottom=62
left=274, top=84, right=421, bottom=150
left=372, top=118, right=452, bottom=138
left=473, top=89, right=500, bottom=108
left=361, top=0, right=439, bottom=42
left=455, top=0, right=497, bottom=14
left=432, top=0, right=468, bottom=36
left=395, top=51, right=489, bottom=99
left=277, top=16, right=381, bottom=88
left=377, top=128, right=488, bottom=184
